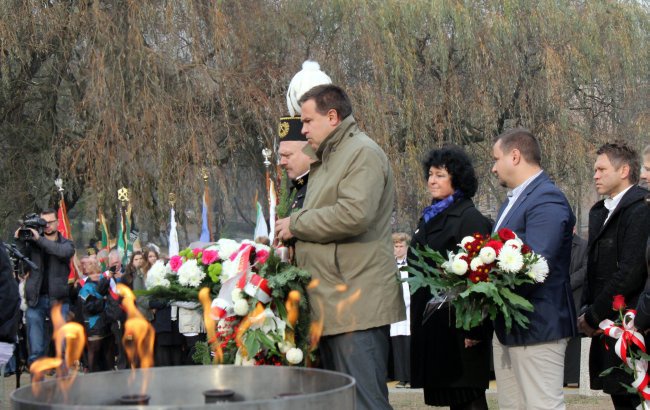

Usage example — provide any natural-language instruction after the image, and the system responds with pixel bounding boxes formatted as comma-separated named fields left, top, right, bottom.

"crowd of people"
left=1, top=67, right=650, bottom=410
left=0, top=239, right=205, bottom=378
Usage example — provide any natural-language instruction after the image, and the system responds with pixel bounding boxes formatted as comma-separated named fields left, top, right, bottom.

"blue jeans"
left=26, top=296, right=69, bottom=365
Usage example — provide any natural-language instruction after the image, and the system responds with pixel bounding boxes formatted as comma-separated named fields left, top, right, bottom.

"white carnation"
left=470, top=257, right=484, bottom=271
left=220, top=259, right=239, bottom=283
left=479, top=246, right=497, bottom=264
left=216, top=238, right=241, bottom=261
left=527, top=256, right=549, bottom=283
left=450, top=255, right=468, bottom=276
left=497, top=246, right=524, bottom=273
left=177, top=259, right=206, bottom=288
left=145, top=261, right=171, bottom=289
left=286, top=347, right=304, bottom=365
left=233, top=299, right=249, bottom=316
left=231, top=288, right=244, bottom=301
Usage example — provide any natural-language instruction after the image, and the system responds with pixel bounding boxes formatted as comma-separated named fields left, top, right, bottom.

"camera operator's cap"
left=286, top=60, right=332, bottom=117
left=278, top=116, right=305, bottom=142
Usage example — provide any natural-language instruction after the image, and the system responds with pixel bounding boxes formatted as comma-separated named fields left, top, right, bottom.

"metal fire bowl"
left=11, top=365, right=356, bottom=409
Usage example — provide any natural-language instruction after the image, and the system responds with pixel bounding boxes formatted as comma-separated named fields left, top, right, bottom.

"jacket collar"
left=314, top=115, right=357, bottom=161
left=497, top=171, right=549, bottom=229
left=591, top=184, right=648, bottom=238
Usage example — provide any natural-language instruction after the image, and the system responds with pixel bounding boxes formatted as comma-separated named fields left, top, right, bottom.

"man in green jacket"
left=276, top=84, right=405, bottom=410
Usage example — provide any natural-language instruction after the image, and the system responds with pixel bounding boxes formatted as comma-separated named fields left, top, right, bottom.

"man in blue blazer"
left=491, top=128, right=577, bottom=410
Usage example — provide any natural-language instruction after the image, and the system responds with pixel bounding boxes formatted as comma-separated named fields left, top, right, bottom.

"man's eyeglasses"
left=44, top=219, right=58, bottom=226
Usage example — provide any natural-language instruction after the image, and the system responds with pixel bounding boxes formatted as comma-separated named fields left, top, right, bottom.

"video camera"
left=17, top=213, right=47, bottom=241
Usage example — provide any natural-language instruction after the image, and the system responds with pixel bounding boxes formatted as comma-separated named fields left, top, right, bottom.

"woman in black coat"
left=409, top=146, right=492, bottom=409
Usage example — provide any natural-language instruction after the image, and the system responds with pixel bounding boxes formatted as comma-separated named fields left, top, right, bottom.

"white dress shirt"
left=494, top=170, right=544, bottom=231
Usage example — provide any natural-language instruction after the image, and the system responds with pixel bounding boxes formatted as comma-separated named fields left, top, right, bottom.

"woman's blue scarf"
left=422, top=190, right=464, bottom=223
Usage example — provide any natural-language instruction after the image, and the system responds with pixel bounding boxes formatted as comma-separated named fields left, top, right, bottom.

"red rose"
left=497, top=228, right=516, bottom=242
left=612, top=295, right=626, bottom=311
left=521, top=244, right=532, bottom=255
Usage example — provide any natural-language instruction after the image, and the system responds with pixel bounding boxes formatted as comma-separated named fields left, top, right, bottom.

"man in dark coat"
left=15, top=208, right=75, bottom=365
left=491, top=128, right=576, bottom=410
left=278, top=116, right=312, bottom=213
left=564, top=231, right=588, bottom=386
left=0, top=241, right=20, bottom=346
left=578, top=142, right=650, bottom=409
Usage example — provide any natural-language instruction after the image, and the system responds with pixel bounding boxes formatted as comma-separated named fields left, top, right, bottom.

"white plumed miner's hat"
left=285, top=60, right=332, bottom=117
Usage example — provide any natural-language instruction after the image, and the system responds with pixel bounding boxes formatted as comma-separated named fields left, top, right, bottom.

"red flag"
left=57, top=197, right=78, bottom=284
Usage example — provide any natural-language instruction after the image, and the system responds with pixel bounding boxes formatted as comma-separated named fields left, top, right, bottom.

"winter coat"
left=0, top=243, right=20, bottom=343
left=582, top=184, right=650, bottom=394
left=18, top=232, right=75, bottom=307
left=409, top=198, right=492, bottom=392
left=290, top=115, right=405, bottom=336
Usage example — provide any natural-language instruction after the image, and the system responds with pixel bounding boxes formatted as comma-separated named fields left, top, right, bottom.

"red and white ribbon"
left=210, top=297, right=232, bottom=320
left=600, top=310, right=650, bottom=406
left=244, top=273, right=272, bottom=304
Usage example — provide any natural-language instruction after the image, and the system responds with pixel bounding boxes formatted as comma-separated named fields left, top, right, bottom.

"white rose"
left=479, top=246, right=497, bottom=264
left=450, top=256, right=468, bottom=276
left=470, top=257, right=484, bottom=271
left=233, top=299, right=249, bottom=316
left=497, top=246, right=524, bottom=273
left=527, top=256, right=549, bottom=283
left=286, top=347, right=304, bottom=365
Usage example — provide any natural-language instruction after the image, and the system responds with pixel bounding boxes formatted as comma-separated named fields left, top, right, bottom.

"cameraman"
left=15, top=208, right=75, bottom=365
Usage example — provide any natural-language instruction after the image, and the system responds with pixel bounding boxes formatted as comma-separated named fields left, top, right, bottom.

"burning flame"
left=285, top=290, right=301, bottom=328
left=116, top=284, right=155, bottom=369
left=334, top=284, right=348, bottom=292
left=30, top=304, right=86, bottom=397
left=308, top=298, right=325, bottom=356
left=307, top=278, right=320, bottom=289
left=198, top=287, right=222, bottom=363
left=336, top=288, right=361, bottom=318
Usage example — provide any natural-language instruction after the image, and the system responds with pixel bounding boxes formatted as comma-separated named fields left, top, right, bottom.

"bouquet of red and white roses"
left=406, top=228, right=549, bottom=333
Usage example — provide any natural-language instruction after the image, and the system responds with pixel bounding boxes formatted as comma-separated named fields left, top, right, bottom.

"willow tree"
left=0, top=0, right=647, bottom=241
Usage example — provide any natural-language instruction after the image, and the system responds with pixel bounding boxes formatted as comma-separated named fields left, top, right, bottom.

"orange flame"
left=334, top=284, right=348, bottom=292
left=308, top=298, right=325, bottom=355
left=336, top=288, right=361, bottom=318
left=117, top=284, right=155, bottom=369
left=30, top=303, right=86, bottom=398
left=307, top=278, right=320, bottom=289
left=198, top=288, right=215, bottom=344
left=285, top=290, right=301, bottom=328
left=198, top=287, right=222, bottom=363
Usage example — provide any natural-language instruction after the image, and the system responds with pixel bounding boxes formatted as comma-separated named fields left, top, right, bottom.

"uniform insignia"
left=279, top=121, right=290, bottom=138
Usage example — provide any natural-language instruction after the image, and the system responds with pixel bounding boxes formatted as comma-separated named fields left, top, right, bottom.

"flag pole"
left=201, top=167, right=213, bottom=242
left=117, top=187, right=130, bottom=265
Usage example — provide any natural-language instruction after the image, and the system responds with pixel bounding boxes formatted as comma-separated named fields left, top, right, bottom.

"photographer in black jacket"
left=15, top=208, right=75, bottom=365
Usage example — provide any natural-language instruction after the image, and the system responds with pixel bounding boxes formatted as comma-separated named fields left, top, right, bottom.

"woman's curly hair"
left=422, top=145, right=478, bottom=198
